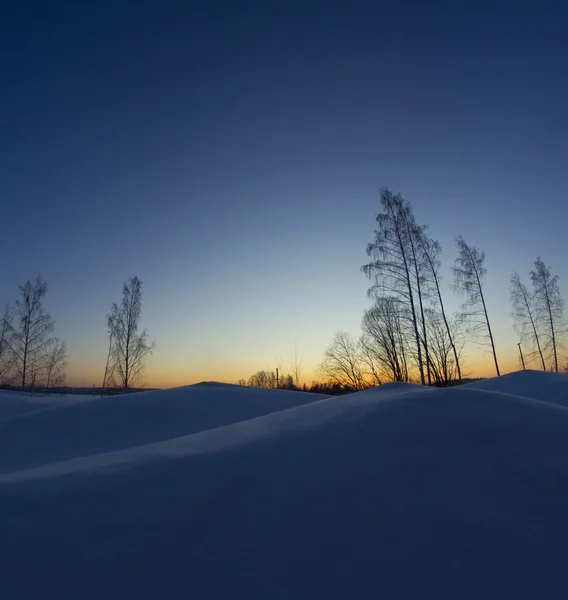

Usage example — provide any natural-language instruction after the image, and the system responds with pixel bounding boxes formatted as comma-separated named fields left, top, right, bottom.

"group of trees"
left=0, top=275, right=154, bottom=392
left=0, top=276, right=67, bottom=389
left=510, top=260, right=565, bottom=372
left=318, top=188, right=566, bottom=388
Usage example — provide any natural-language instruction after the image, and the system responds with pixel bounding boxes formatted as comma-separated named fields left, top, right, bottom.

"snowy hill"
left=0, top=383, right=326, bottom=473
left=1, top=372, right=568, bottom=599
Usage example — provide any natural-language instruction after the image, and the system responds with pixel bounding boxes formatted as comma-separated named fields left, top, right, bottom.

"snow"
left=0, top=383, right=325, bottom=473
left=0, top=391, right=91, bottom=421
left=1, top=371, right=568, bottom=599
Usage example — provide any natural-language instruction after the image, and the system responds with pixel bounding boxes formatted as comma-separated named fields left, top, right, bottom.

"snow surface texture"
left=1, top=371, right=567, bottom=599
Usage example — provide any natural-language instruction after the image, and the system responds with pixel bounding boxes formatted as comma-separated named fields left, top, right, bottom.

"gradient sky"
left=1, top=0, right=567, bottom=387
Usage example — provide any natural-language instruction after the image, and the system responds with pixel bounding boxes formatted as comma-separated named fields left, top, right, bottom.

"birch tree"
left=452, top=237, right=500, bottom=376
left=416, top=232, right=462, bottom=380
left=9, top=276, right=56, bottom=387
left=107, top=277, right=154, bottom=389
left=530, top=258, right=564, bottom=372
left=362, top=189, right=426, bottom=384
left=510, top=271, right=546, bottom=370
left=0, top=305, right=15, bottom=384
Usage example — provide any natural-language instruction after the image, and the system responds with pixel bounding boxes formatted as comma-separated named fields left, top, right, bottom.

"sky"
left=1, top=0, right=567, bottom=387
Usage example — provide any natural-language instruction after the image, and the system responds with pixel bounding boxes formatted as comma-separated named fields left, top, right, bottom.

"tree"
left=45, top=340, right=67, bottom=387
left=289, top=343, right=304, bottom=388
left=361, top=296, right=409, bottom=382
left=248, top=370, right=275, bottom=388
left=106, top=276, right=154, bottom=389
left=362, top=189, right=426, bottom=384
left=102, top=306, right=118, bottom=389
left=416, top=231, right=462, bottom=380
left=9, top=276, right=56, bottom=387
left=510, top=271, right=546, bottom=370
left=424, top=309, right=463, bottom=386
left=0, top=304, right=15, bottom=384
left=358, top=335, right=383, bottom=386
left=530, top=258, right=564, bottom=372
left=452, top=237, right=500, bottom=376
left=319, top=331, right=367, bottom=391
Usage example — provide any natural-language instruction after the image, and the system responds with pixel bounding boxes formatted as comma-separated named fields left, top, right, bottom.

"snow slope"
left=462, top=369, right=568, bottom=407
left=1, top=372, right=568, bottom=599
left=0, top=383, right=326, bottom=473
left=0, top=391, right=90, bottom=421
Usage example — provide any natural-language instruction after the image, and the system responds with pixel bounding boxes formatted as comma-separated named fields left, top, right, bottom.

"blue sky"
left=1, top=0, right=567, bottom=386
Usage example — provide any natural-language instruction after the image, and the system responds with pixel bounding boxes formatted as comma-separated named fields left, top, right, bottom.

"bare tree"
left=530, top=258, right=564, bottom=372
left=358, top=336, right=383, bottom=386
left=289, top=343, right=304, bottom=387
left=424, top=309, right=463, bottom=386
left=9, top=276, right=56, bottom=387
left=362, top=189, right=426, bottom=384
left=319, top=331, right=366, bottom=390
left=510, top=271, right=546, bottom=370
left=416, top=232, right=462, bottom=380
left=405, top=219, right=432, bottom=384
left=45, top=340, right=67, bottom=387
left=0, top=304, right=15, bottom=384
left=107, top=276, right=154, bottom=389
left=102, top=306, right=118, bottom=390
left=361, top=296, right=409, bottom=382
left=452, top=237, right=500, bottom=376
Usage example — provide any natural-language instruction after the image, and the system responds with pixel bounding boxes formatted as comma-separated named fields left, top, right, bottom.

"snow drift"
left=1, top=371, right=567, bottom=599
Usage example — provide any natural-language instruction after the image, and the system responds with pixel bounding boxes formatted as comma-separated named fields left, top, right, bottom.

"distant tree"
left=319, top=331, right=367, bottom=391
left=530, top=258, right=565, bottom=372
left=235, top=378, right=248, bottom=386
left=9, top=276, right=56, bottom=387
left=245, top=369, right=296, bottom=389
left=362, top=189, right=426, bottom=384
left=361, top=297, right=409, bottom=382
left=452, top=237, right=500, bottom=376
left=510, top=271, right=546, bottom=370
left=0, top=304, right=15, bottom=384
left=107, top=277, right=154, bottom=389
left=45, top=340, right=67, bottom=387
left=289, top=343, right=304, bottom=388
left=248, top=370, right=274, bottom=388
left=102, top=306, right=118, bottom=390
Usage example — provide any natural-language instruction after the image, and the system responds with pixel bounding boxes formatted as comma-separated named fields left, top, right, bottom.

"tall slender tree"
left=452, top=237, right=500, bottom=376
left=0, top=305, right=15, bottom=384
left=9, top=276, right=56, bottom=387
left=416, top=231, right=462, bottom=380
left=106, top=276, right=154, bottom=389
left=530, top=258, right=564, bottom=372
left=510, top=271, right=546, bottom=370
left=102, top=306, right=118, bottom=390
left=405, top=218, right=432, bottom=384
left=362, top=189, right=426, bottom=384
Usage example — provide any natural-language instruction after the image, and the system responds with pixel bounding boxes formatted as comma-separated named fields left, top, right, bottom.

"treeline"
left=0, top=275, right=154, bottom=392
left=235, top=369, right=368, bottom=395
